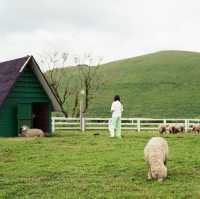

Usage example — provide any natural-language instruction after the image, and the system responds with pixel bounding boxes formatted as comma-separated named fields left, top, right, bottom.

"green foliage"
left=0, top=132, right=200, bottom=198
left=55, top=50, right=200, bottom=118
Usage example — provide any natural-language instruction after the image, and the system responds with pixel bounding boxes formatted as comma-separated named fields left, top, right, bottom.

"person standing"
left=110, top=95, right=123, bottom=138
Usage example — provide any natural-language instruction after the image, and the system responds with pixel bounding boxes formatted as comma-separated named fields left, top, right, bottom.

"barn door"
left=17, top=103, right=32, bottom=132
left=32, top=103, right=49, bottom=132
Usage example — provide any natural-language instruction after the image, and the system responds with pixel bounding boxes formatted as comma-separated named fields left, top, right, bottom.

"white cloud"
left=0, top=0, right=200, bottom=64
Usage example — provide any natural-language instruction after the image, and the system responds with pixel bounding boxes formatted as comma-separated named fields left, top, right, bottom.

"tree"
left=39, top=51, right=104, bottom=117
left=40, top=51, right=80, bottom=117
left=75, top=54, right=104, bottom=114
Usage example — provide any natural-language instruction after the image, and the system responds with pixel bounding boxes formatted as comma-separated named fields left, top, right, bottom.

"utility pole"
left=80, top=89, right=85, bottom=132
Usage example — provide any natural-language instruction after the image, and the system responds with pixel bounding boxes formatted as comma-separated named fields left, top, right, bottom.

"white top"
left=111, top=100, right=123, bottom=117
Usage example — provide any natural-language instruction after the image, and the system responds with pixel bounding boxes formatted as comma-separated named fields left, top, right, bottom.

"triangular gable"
left=0, top=56, right=61, bottom=112
left=0, top=56, right=30, bottom=107
left=28, top=56, right=62, bottom=112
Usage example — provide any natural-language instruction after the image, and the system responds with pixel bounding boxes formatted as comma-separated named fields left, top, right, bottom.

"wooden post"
left=80, top=96, right=85, bottom=132
left=137, top=119, right=141, bottom=132
left=82, top=117, right=85, bottom=132
left=52, top=117, right=55, bottom=133
left=79, top=89, right=85, bottom=132
left=185, top=119, right=188, bottom=132
left=80, top=102, right=83, bottom=131
left=132, top=119, right=134, bottom=130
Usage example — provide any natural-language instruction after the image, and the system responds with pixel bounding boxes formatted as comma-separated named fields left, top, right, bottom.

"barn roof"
left=0, top=56, right=62, bottom=112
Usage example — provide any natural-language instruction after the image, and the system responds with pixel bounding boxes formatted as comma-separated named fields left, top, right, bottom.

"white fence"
left=52, top=117, right=200, bottom=132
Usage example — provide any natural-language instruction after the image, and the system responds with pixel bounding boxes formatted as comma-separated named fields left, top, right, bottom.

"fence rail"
left=52, top=117, right=200, bottom=132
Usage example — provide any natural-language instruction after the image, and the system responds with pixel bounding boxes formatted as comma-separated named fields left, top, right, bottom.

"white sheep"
left=19, top=126, right=46, bottom=137
left=144, top=137, right=169, bottom=182
left=192, top=124, right=200, bottom=134
left=176, top=124, right=185, bottom=133
left=159, top=124, right=169, bottom=134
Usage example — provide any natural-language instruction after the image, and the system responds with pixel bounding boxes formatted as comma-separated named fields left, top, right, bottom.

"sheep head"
left=20, top=125, right=29, bottom=136
left=150, top=163, right=167, bottom=181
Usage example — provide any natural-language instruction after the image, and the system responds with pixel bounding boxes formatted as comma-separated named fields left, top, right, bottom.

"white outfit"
left=109, top=100, right=123, bottom=138
left=111, top=100, right=123, bottom=117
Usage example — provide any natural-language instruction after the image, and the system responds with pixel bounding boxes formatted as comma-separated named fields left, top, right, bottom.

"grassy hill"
left=59, top=50, right=200, bottom=118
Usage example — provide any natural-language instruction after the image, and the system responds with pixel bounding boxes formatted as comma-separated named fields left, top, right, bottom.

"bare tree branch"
left=40, top=51, right=104, bottom=117
left=76, top=55, right=104, bottom=114
left=39, top=51, right=78, bottom=117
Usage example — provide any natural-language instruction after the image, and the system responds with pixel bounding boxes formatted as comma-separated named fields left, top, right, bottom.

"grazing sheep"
left=144, top=137, right=169, bottom=182
left=174, top=124, right=185, bottom=133
left=168, top=124, right=184, bottom=134
left=192, top=125, right=200, bottom=134
left=159, top=124, right=169, bottom=135
left=19, top=126, right=47, bottom=137
left=177, top=124, right=185, bottom=133
left=168, top=124, right=176, bottom=134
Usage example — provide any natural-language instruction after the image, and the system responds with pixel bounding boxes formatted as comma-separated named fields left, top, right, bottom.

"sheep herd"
left=17, top=123, right=200, bottom=182
left=159, top=123, right=200, bottom=134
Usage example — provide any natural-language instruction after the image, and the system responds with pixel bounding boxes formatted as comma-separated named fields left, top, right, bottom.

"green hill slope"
left=88, top=50, right=200, bottom=118
left=59, top=50, right=200, bottom=118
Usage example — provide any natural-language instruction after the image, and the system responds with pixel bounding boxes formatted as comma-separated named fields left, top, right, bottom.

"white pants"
left=108, top=119, right=114, bottom=137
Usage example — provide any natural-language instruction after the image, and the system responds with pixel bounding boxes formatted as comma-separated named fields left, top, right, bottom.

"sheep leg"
left=148, top=168, right=152, bottom=180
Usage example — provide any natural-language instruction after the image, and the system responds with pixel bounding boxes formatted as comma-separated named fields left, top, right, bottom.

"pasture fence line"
left=51, top=117, right=200, bottom=132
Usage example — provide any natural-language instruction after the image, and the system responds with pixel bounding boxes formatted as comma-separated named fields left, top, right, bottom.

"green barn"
left=0, top=56, right=61, bottom=137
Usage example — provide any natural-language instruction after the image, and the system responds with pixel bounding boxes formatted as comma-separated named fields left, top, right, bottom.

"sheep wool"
left=159, top=124, right=168, bottom=134
left=20, top=126, right=45, bottom=137
left=192, top=125, right=200, bottom=134
left=144, top=137, right=168, bottom=182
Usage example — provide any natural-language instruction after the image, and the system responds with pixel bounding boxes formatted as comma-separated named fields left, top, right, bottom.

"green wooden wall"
left=0, top=64, right=52, bottom=136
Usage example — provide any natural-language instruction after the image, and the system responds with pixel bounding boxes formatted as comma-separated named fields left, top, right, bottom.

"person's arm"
left=121, top=104, right=124, bottom=112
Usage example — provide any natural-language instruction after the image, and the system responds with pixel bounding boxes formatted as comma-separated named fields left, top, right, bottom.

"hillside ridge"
left=55, top=50, right=200, bottom=118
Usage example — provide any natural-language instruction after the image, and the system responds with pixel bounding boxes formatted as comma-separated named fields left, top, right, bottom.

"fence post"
left=185, top=119, right=188, bottom=132
left=79, top=98, right=86, bottom=132
left=80, top=117, right=85, bottom=132
left=80, top=116, right=85, bottom=132
left=137, top=119, right=141, bottom=132
left=82, top=117, right=85, bottom=132
left=132, top=119, right=134, bottom=130
left=163, top=119, right=166, bottom=125
left=52, top=117, right=55, bottom=133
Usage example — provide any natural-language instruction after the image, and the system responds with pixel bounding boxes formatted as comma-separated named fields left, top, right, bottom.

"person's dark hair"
left=114, top=95, right=120, bottom=101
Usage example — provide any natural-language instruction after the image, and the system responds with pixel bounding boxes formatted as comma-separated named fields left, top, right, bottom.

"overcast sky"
left=0, top=0, right=200, bottom=66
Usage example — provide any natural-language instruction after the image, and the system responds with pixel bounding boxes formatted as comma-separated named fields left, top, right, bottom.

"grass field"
left=1, top=132, right=200, bottom=199
left=56, top=50, right=200, bottom=118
